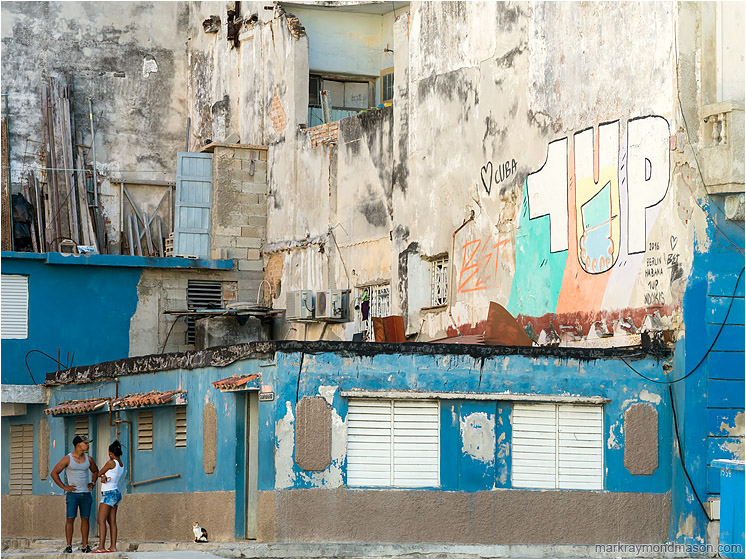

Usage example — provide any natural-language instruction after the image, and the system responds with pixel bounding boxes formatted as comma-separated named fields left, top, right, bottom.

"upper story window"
left=512, top=403, right=604, bottom=490
left=357, top=283, right=391, bottom=341
left=429, top=256, right=449, bottom=308
left=1, top=274, right=29, bottom=339
left=308, top=74, right=375, bottom=126
left=380, top=68, right=394, bottom=104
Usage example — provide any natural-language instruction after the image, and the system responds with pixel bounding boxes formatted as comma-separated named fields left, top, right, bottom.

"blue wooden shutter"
left=174, top=152, right=213, bottom=258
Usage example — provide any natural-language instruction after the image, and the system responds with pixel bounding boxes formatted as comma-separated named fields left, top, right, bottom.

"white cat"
left=192, top=522, right=209, bottom=542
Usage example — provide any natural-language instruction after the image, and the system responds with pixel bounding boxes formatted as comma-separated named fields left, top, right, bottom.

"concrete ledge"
left=1, top=384, right=50, bottom=404
left=1, top=252, right=234, bottom=270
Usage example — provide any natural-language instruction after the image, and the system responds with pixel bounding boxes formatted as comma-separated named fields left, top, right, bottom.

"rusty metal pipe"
left=448, top=210, right=475, bottom=337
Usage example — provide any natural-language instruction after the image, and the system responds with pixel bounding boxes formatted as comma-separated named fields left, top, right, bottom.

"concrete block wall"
left=211, top=145, right=268, bottom=301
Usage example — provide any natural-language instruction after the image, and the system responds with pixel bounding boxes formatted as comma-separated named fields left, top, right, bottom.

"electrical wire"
left=669, top=383, right=712, bottom=522
left=620, top=266, right=744, bottom=384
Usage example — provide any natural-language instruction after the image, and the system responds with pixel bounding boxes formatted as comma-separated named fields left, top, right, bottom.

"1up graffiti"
left=525, top=115, right=670, bottom=272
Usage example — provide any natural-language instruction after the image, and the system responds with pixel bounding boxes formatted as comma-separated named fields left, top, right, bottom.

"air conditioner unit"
left=286, top=290, right=315, bottom=320
left=315, top=290, right=347, bottom=321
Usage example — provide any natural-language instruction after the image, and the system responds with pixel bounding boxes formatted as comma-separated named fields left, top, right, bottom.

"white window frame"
left=429, top=256, right=449, bottom=307
left=356, top=283, right=391, bottom=341
left=512, top=403, right=604, bottom=490
left=347, top=399, right=440, bottom=488
left=1, top=274, right=29, bottom=339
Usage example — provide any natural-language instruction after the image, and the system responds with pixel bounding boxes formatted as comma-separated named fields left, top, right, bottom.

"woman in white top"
left=92, top=440, right=124, bottom=553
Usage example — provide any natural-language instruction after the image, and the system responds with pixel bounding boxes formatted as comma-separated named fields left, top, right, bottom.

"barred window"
left=357, top=284, right=391, bottom=341
left=430, top=257, right=449, bottom=307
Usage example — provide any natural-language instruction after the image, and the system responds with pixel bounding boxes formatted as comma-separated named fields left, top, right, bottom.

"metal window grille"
left=430, top=257, right=449, bottom=307
left=347, top=399, right=439, bottom=488
left=74, top=416, right=89, bottom=438
left=9, top=424, right=33, bottom=495
left=137, top=410, right=154, bottom=451
left=358, top=284, right=391, bottom=341
left=186, top=280, right=223, bottom=345
left=175, top=406, right=187, bottom=448
left=1, top=274, right=29, bottom=339
left=512, top=403, right=603, bottom=490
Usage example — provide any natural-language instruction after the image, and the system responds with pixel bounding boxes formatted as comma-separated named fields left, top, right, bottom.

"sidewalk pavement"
left=1, top=538, right=695, bottom=559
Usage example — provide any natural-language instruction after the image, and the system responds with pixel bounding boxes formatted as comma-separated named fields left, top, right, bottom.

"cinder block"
left=226, top=248, right=249, bottom=259
left=236, top=237, right=263, bottom=249
left=241, top=226, right=265, bottom=237
left=246, top=249, right=261, bottom=260
left=214, top=226, right=242, bottom=237
left=247, top=215, right=267, bottom=227
left=239, top=259, right=264, bottom=272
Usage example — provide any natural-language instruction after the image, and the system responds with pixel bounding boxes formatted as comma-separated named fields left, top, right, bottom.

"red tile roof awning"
left=44, top=398, right=110, bottom=416
left=212, top=373, right=260, bottom=391
left=110, top=390, right=187, bottom=410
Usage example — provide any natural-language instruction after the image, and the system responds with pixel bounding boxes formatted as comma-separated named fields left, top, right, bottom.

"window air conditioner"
left=286, top=290, right=315, bottom=320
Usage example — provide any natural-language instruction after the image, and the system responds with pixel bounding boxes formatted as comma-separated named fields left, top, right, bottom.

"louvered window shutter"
left=138, top=410, right=154, bottom=451
left=175, top=406, right=187, bottom=448
left=347, top=399, right=439, bottom=487
left=10, top=425, right=33, bottom=495
left=512, top=403, right=603, bottom=490
left=2, top=275, right=29, bottom=339
left=174, top=152, right=213, bottom=259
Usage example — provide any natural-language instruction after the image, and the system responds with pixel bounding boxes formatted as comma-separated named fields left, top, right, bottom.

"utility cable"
left=669, top=383, right=712, bottom=522
left=620, top=266, right=744, bottom=384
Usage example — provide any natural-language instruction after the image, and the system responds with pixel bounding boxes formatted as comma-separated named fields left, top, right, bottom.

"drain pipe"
left=448, top=210, right=475, bottom=337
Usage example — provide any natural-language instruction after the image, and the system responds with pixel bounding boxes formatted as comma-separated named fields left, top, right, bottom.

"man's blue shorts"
left=101, top=490, right=122, bottom=507
left=65, top=492, right=92, bottom=519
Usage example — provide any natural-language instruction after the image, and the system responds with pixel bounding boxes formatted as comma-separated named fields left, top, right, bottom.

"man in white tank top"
left=51, top=435, right=99, bottom=554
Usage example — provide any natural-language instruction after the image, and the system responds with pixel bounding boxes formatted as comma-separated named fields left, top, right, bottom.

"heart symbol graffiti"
left=670, top=236, right=678, bottom=250
left=481, top=162, right=493, bottom=195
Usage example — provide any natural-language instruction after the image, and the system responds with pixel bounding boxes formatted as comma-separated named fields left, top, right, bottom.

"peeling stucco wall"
left=1, top=1, right=189, bottom=244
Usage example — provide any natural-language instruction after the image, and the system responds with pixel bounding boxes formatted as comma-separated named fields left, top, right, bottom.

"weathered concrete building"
left=2, top=0, right=744, bottom=553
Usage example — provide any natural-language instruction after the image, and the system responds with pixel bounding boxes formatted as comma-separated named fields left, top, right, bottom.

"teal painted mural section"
left=508, top=180, right=568, bottom=317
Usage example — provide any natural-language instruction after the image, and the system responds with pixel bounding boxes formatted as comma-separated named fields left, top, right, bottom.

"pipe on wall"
left=448, top=210, right=475, bottom=337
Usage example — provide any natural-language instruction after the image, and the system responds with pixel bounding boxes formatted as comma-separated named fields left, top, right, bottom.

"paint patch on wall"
left=624, top=403, right=659, bottom=475
left=275, top=401, right=296, bottom=489
left=460, top=411, right=496, bottom=463
left=38, top=418, right=49, bottom=480
left=303, top=408, right=346, bottom=488
left=294, top=397, right=332, bottom=472
left=142, top=56, right=158, bottom=78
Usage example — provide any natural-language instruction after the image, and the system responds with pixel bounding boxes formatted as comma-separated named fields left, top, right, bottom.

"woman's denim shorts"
left=101, top=489, right=122, bottom=507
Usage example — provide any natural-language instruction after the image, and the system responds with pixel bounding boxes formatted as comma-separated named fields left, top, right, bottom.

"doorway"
left=93, top=414, right=111, bottom=537
left=244, top=392, right=258, bottom=539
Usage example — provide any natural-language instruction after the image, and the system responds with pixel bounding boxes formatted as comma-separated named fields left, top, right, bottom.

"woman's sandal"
left=90, top=548, right=109, bottom=554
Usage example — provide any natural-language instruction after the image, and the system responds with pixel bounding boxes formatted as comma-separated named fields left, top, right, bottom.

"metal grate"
left=186, top=280, right=223, bottom=345
left=358, top=284, right=391, bottom=341
left=137, top=410, right=154, bottom=451
left=9, top=425, right=33, bottom=495
left=175, top=406, right=187, bottom=448
left=430, top=257, right=449, bottom=307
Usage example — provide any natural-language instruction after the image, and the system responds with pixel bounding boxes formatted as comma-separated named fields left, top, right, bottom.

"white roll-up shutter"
left=512, top=403, right=603, bottom=490
left=1, top=275, right=29, bottom=339
left=558, top=404, right=603, bottom=489
left=347, top=399, right=440, bottom=487
left=512, top=403, right=557, bottom=488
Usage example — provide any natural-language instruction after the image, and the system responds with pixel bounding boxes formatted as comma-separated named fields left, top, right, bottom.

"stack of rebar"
left=39, top=76, right=101, bottom=253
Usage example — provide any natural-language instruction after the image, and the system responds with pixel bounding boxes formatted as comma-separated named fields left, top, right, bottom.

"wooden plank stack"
left=40, top=76, right=98, bottom=252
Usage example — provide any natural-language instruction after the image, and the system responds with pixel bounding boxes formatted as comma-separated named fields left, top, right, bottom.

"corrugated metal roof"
left=212, top=373, right=260, bottom=391
left=110, top=390, right=187, bottom=410
left=44, top=398, right=109, bottom=416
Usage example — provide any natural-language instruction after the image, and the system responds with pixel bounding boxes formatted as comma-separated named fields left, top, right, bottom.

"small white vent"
left=9, top=424, right=33, bottom=495
left=175, top=406, right=187, bottom=448
left=2, top=275, right=29, bottom=339
left=138, top=410, right=154, bottom=451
